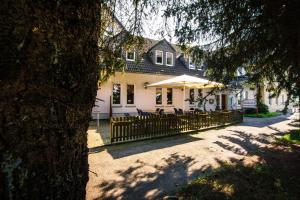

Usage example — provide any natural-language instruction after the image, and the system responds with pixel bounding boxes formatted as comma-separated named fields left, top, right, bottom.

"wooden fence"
left=110, top=110, right=243, bottom=144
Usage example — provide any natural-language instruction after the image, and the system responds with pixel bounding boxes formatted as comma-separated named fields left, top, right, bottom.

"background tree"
left=164, top=0, right=300, bottom=108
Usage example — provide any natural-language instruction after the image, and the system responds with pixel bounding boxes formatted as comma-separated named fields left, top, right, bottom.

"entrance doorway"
left=221, top=94, right=227, bottom=110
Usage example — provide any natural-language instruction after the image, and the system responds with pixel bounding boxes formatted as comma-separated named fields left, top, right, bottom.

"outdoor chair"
left=159, top=109, right=164, bottom=116
left=174, top=108, right=178, bottom=114
left=178, top=109, right=184, bottom=115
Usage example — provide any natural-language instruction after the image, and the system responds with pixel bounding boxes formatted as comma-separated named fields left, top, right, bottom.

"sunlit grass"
left=244, top=112, right=280, bottom=118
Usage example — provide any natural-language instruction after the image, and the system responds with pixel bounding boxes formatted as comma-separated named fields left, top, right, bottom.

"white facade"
left=92, top=72, right=291, bottom=119
left=92, top=72, right=235, bottom=119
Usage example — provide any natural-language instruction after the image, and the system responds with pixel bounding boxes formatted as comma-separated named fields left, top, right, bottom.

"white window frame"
left=126, top=51, right=135, bottom=61
left=167, top=88, right=173, bottom=105
left=156, top=88, right=163, bottom=105
left=166, top=52, right=174, bottom=66
left=126, top=84, right=135, bottom=105
left=155, top=50, right=163, bottom=65
left=112, top=83, right=121, bottom=105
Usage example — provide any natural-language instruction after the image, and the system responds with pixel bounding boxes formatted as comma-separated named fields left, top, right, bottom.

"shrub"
left=244, top=108, right=257, bottom=114
left=257, top=102, right=269, bottom=114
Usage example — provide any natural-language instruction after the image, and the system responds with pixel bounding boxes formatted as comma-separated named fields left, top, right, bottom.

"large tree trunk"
left=0, top=1, right=100, bottom=199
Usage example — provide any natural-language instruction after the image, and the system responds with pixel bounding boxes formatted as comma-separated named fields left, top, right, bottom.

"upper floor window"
left=126, top=51, right=135, bottom=61
left=112, top=84, right=121, bottom=104
left=155, top=50, right=163, bottom=65
left=127, top=84, right=134, bottom=104
left=166, top=52, right=173, bottom=66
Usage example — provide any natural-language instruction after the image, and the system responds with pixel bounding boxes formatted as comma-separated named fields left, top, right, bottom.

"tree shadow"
left=241, top=115, right=289, bottom=128
left=102, top=135, right=203, bottom=159
left=92, top=153, right=212, bottom=200
left=181, top=130, right=300, bottom=199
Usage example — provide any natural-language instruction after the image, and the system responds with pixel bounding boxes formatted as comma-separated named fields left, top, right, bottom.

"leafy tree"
left=164, top=0, right=300, bottom=108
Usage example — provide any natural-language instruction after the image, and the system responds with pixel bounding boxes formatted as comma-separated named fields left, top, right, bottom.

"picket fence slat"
left=110, top=110, right=243, bottom=144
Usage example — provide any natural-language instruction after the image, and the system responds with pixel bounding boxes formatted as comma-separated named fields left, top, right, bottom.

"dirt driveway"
left=86, top=115, right=296, bottom=200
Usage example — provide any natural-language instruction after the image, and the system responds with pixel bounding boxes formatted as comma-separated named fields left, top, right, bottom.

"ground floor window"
left=245, top=91, right=248, bottom=99
left=112, top=84, right=121, bottom=104
left=282, top=94, right=285, bottom=104
left=276, top=97, right=279, bottom=105
left=269, top=95, right=272, bottom=105
left=127, top=84, right=134, bottom=104
left=156, top=88, right=162, bottom=104
left=167, top=88, right=173, bottom=105
left=216, top=95, right=220, bottom=109
left=189, top=89, right=195, bottom=104
left=198, top=89, right=203, bottom=98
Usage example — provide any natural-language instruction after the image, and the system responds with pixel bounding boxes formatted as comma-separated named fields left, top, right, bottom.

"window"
left=245, top=91, right=248, bottom=99
left=166, top=52, right=173, bottom=66
left=112, top=84, right=121, bottom=104
left=282, top=94, right=285, bottom=104
left=167, top=88, right=173, bottom=104
left=127, top=84, right=134, bottom=104
left=189, top=89, right=195, bottom=104
left=126, top=51, right=135, bottom=61
left=156, top=88, right=162, bottom=104
left=269, top=95, right=272, bottom=105
left=198, top=89, right=203, bottom=98
left=276, top=97, right=278, bottom=105
left=155, top=50, right=163, bottom=65
left=216, top=95, right=220, bottom=109
left=237, top=93, right=242, bottom=105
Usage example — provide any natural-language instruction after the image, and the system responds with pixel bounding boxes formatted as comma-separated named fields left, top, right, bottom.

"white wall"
left=92, top=72, right=221, bottom=119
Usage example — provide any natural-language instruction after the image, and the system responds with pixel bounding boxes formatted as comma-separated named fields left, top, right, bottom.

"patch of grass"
left=178, top=163, right=300, bottom=200
left=244, top=112, right=280, bottom=118
left=278, top=130, right=300, bottom=145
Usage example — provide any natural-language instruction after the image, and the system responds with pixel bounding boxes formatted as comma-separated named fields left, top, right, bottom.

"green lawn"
left=178, top=163, right=300, bottom=200
left=278, top=130, right=300, bottom=145
left=244, top=112, right=280, bottom=118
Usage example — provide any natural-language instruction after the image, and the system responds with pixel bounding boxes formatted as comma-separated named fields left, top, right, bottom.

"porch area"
left=88, top=110, right=243, bottom=147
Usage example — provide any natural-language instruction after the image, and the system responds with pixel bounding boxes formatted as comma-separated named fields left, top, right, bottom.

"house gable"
left=148, top=39, right=177, bottom=66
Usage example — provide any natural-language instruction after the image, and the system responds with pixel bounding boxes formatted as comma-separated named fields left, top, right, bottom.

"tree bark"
left=0, top=1, right=100, bottom=199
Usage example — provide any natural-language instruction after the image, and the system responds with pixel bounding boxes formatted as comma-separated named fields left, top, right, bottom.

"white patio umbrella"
left=147, top=74, right=224, bottom=111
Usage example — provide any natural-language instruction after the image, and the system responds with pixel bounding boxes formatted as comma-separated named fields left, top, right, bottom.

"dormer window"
left=166, top=52, right=174, bottom=66
left=126, top=51, right=135, bottom=61
left=155, top=50, right=163, bottom=65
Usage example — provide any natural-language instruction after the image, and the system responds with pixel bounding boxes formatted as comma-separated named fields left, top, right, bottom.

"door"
left=221, top=94, right=227, bottom=110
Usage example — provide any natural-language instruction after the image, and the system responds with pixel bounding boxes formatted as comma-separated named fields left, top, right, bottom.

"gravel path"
left=86, top=114, right=296, bottom=200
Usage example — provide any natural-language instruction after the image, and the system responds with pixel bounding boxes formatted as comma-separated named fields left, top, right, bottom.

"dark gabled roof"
left=147, top=38, right=178, bottom=52
left=125, top=54, right=205, bottom=77
left=122, top=37, right=206, bottom=77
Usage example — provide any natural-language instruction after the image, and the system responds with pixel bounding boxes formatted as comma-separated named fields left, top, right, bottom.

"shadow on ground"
left=92, top=126, right=300, bottom=200
left=93, top=152, right=212, bottom=200
left=241, top=115, right=289, bottom=128
left=90, top=134, right=203, bottom=159
left=188, top=129, right=300, bottom=200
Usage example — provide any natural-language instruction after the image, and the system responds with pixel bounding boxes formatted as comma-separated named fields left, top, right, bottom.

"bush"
left=244, top=108, right=257, bottom=114
left=257, top=102, right=269, bottom=114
